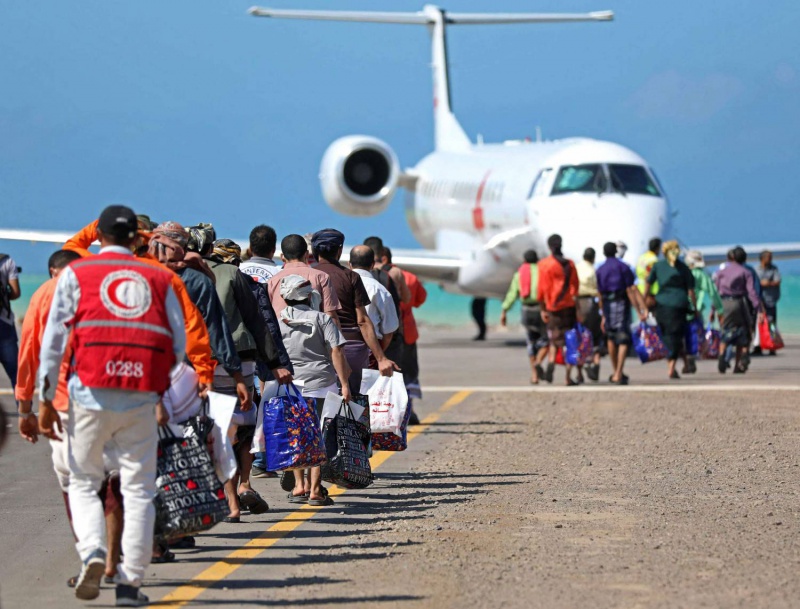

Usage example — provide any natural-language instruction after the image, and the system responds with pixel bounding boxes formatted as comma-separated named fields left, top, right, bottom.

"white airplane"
left=1, top=5, right=797, bottom=297
left=247, top=5, right=800, bottom=296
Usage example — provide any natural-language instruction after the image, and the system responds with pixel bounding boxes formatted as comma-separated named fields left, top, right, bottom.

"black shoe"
left=473, top=334, right=486, bottom=341
left=409, top=410, right=420, bottom=426
left=116, top=584, right=149, bottom=607
left=545, top=364, right=555, bottom=384
left=717, top=355, right=728, bottom=374
left=586, top=363, right=599, bottom=382
left=751, top=347, right=763, bottom=356
left=769, top=350, right=777, bottom=356
left=535, top=364, right=545, bottom=382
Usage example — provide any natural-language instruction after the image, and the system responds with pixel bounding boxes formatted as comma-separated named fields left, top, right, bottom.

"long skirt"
left=721, top=297, right=752, bottom=347
left=654, top=304, right=687, bottom=360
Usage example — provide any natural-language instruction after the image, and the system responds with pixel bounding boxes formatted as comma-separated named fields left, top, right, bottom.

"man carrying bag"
left=39, top=205, right=187, bottom=607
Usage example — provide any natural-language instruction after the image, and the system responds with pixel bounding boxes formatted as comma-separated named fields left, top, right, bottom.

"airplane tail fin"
left=249, top=5, right=613, bottom=153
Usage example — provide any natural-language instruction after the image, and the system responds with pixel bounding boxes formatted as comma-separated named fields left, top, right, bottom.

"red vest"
left=69, top=253, right=176, bottom=393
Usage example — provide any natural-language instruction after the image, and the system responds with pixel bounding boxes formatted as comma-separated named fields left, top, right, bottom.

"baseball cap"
left=98, top=205, right=138, bottom=240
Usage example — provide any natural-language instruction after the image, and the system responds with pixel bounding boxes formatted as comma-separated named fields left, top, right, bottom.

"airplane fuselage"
left=405, top=137, right=670, bottom=296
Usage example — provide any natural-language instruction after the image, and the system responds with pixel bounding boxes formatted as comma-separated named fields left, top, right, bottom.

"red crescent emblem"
left=106, top=277, right=137, bottom=311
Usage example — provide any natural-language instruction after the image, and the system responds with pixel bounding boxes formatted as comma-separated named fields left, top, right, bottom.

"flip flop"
left=238, top=490, right=269, bottom=515
left=308, top=496, right=334, bottom=507
left=287, top=492, right=309, bottom=504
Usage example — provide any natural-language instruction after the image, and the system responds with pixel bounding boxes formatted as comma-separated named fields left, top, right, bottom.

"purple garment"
left=714, top=263, right=760, bottom=310
left=343, top=339, right=370, bottom=395
left=596, top=257, right=635, bottom=294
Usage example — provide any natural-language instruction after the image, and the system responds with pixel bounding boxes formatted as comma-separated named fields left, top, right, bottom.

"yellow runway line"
left=157, top=389, right=472, bottom=607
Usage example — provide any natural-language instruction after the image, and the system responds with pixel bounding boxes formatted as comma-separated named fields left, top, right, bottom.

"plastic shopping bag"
left=564, top=323, right=593, bottom=366
left=759, top=316, right=784, bottom=351
left=372, top=404, right=412, bottom=452
left=320, top=391, right=366, bottom=427
left=684, top=318, right=704, bottom=356
left=367, top=374, right=409, bottom=437
left=632, top=322, right=669, bottom=363
left=321, top=399, right=373, bottom=489
left=154, top=424, right=229, bottom=542
left=263, top=383, right=326, bottom=472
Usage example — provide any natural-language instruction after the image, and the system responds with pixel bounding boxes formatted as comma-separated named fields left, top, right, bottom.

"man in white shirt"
left=240, top=224, right=280, bottom=284
left=348, top=245, right=399, bottom=350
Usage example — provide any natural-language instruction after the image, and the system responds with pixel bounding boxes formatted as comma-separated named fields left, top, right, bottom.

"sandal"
left=67, top=575, right=79, bottom=588
left=223, top=516, right=241, bottom=523
left=238, top=490, right=269, bottom=515
left=287, top=492, right=309, bottom=504
left=308, top=496, right=334, bottom=507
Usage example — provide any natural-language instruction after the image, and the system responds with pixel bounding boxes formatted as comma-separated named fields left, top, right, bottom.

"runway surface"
left=1, top=327, right=798, bottom=608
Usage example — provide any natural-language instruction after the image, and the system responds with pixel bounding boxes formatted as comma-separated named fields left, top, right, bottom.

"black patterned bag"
left=321, top=399, right=373, bottom=489
left=154, top=419, right=228, bottom=541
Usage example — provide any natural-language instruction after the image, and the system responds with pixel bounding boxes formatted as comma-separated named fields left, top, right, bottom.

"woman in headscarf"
left=644, top=240, right=699, bottom=379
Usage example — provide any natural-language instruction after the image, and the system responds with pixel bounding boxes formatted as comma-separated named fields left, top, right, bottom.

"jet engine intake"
left=320, top=135, right=399, bottom=216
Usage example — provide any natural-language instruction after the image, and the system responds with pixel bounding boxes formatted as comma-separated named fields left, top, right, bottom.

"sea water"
left=13, top=273, right=800, bottom=333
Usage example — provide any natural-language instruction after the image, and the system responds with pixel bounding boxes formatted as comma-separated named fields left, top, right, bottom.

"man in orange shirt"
left=63, top=219, right=215, bottom=387
left=16, top=249, right=124, bottom=585
left=537, top=234, right=581, bottom=386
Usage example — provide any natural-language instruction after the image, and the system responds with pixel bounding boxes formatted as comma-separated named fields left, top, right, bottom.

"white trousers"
left=50, top=411, right=71, bottom=492
left=68, top=402, right=157, bottom=587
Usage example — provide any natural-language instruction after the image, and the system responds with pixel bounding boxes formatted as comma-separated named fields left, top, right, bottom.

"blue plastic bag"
left=684, top=319, right=704, bottom=356
left=263, top=384, right=326, bottom=472
left=564, top=323, right=593, bottom=366
left=632, top=322, right=669, bottom=363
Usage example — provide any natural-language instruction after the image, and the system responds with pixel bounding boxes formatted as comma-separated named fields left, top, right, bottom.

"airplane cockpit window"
left=551, top=164, right=606, bottom=195
left=608, top=164, right=661, bottom=197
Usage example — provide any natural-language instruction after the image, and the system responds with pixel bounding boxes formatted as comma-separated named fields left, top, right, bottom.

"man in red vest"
left=38, top=205, right=187, bottom=607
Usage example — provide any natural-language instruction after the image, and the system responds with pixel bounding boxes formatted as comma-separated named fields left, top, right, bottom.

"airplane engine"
left=319, top=135, right=400, bottom=216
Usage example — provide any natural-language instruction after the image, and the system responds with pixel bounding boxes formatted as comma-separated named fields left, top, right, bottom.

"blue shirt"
left=596, top=257, right=636, bottom=294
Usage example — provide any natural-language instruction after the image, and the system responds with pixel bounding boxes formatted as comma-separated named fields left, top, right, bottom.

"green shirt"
left=502, top=264, right=539, bottom=311
left=647, top=259, right=695, bottom=309
left=690, top=267, right=723, bottom=319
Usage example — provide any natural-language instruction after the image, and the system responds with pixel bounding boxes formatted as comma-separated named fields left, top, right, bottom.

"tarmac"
left=1, top=325, right=798, bottom=608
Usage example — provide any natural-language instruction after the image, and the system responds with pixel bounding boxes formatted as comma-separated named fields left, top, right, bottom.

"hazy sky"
left=1, top=1, right=798, bottom=271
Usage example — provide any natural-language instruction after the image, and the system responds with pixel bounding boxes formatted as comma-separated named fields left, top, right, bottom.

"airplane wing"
left=693, top=242, right=800, bottom=265
left=382, top=249, right=463, bottom=284
left=0, top=228, right=76, bottom=245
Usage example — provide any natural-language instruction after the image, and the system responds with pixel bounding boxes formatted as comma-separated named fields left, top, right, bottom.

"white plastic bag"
left=360, top=369, right=380, bottom=395
left=320, top=391, right=366, bottom=428
left=207, top=391, right=238, bottom=483
left=367, top=374, right=408, bottom=438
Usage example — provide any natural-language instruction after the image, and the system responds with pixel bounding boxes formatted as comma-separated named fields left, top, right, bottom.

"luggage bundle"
left=632, top=322, right=669, bottom=363
left=154, top=408, right=229, bottom=541
left=263, top=383, right=327, bottom=472
left=564, top=323, right=593, bottom=366
left=321, top=399, right=373, bottom=489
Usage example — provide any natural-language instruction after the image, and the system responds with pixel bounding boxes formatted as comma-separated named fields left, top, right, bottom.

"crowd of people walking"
left=501, top=234, right=783, bottom=385
left=7, top=206, right=426, bottom=606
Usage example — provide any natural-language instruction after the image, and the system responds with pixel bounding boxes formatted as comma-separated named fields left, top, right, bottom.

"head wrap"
left=280, top=275, right=313, bottom=301
left=279, top=275, right=321, bottom=328
left=152, top=221, right=189, bottom=249
left=137, top=214, right=156, bottom=232
left=187, top=223, right=216, bottom=256
left=685, top=250, right=704, bottom=269
left=211, top=238, right=242, bottom=266
left=615, top=240, right=628, bottom=259
left=662, top=240, right=681, bottom=266
left=311, top=229, right=345, bottom=254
